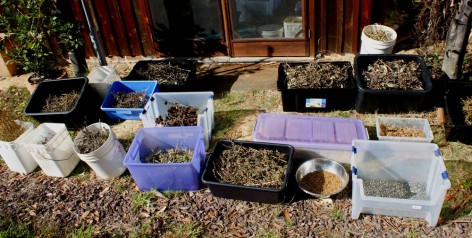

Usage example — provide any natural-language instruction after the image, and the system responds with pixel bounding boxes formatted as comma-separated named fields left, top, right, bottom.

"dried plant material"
left=155, top=103, right=198, bottom=127
left=363, top=59, right=424, bottom=90
left=112, top=91, right=149, bottom=108
left=135, top=62, right=191, bottom=86
left=379, top=124, right=426, bottom=138
left=144, top=145, right=193, bottom=163
left=299, top=170, right=342, bottom=194
left=212, top=143, right=288, bottom=189
left=462, top=97, right=472, bottom=125
left=75, top=126, right=110, bottom=154
left=41, top=91, right=80, bottom=112
left=283, top=62, right=351, bottom=89
left=364, top=24, right=393, bottom=42
left=0, top=108, right=25, bottom=142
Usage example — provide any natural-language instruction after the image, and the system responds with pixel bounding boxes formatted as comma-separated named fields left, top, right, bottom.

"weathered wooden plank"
left=93, top=0, right=119, bottom=56
left=344, top=0, right=360, bottom=53
left=360, top=0, right=372, bottom=29
left=335, top=0, right=344, bottom=52
left=326, top=0, right=338, bottom=52
left=69, top=0, right=95, bottom=58
left=319, top=0, right=327, bottom=51
left=133, top=0, right=155, bottom=56
left=107, top=0, right=131, bottom=56
left=120, top=0, right=143, bottom=56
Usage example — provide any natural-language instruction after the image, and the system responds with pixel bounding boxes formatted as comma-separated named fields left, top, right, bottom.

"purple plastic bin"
left=124, top=126, right=205, bottom=191
left=253, top=113, right=369, bottom=164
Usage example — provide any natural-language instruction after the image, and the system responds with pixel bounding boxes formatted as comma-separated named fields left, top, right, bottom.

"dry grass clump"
left=212, top=142, right=288, bottom=189
left=364, top=24, right=394, bottom=42
left=144, top=145, right=194, bottom=163
left=363, top=59, right=423, bottom=90
left=0, top=107, right=26, bottom=142
left=75, top=125, right=110, bottom=154
left=41, top=91, right=80, bottom=112
left=379, top=124, right=426, bottom=138
left=283, top=62, right=351, bottom=89
left=135, top=62, right=191, bottom=86
left=462, top=96, right=472, bottom=125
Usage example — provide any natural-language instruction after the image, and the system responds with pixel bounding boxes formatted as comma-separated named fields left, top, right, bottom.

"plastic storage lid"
left=253, top=113, right=368, bottom=151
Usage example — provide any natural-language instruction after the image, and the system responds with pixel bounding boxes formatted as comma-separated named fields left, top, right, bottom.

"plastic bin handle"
left=127, top=139, right=142, bottom=162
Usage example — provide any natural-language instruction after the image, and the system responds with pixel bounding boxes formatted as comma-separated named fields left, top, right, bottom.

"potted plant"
left=0, top=0, right=84, bottom=84
left=354, top=54, right=433, bottom=113
left=277, top=61, right=356, bottom=111
left=360, top=24, right=397, bottom=54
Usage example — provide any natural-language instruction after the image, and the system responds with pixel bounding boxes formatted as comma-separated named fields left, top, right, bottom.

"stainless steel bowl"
left=295, top=158, right=349, bottom=198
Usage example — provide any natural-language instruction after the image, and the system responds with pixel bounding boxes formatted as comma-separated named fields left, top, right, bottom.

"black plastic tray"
left=354, top=54, right=433, bottom=113
left=277, top=61, right=356, bottom=112
left=125, top=59, right=197, bottom=92
left=24, top=77, right=104, bottom=127
left=445, top=80, right=472, bottom=143
left=201, top=140, right=295, bottom=204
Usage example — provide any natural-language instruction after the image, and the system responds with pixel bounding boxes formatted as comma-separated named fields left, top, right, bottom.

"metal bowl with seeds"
left=295, top=158, right=349, bottom=198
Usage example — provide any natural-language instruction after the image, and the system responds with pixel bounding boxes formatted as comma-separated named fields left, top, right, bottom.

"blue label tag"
left=305, top=98, right=326, bottom=108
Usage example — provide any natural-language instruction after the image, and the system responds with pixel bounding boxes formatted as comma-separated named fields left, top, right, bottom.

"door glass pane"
left=149, top=0, right=222, bottom=40
left=231, top=0, right=303, bottom=39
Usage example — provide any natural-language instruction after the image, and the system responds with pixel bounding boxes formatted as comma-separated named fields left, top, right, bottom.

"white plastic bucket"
left=360, top=25, right=397, bottom=54
left=87, top=66, right=121, bottom=99
left=259, top=24, right=283, bottom=38
left=0, top=121, right=38, bottom=174
left=73, top=122, right=127, bottom=180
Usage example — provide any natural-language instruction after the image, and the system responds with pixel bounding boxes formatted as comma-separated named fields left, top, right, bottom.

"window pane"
left=149, top=0, right=222, bottom=40
left=231, top=0, right=303, bottom=39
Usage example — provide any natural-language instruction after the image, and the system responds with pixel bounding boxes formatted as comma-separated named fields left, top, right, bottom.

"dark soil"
left=283, top=62, right=351, bottom=89
left=363, top=59, right=424, bottom=90
left=41, top=91, right=79, bottom=112
left=212, top=143, right=288, bottom=188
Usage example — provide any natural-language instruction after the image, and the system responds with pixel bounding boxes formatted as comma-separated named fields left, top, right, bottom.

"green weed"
left=255, top=230, right=280, bottom=238
left=69, top=224, right=93, bottom=238
left=164, top=221, right=203, bottom=238
left=131, top=192, right=156, bottom=211
left=331, top=208, right=342, bottom=220
left=130, top=222, right=151, bottom=238
left=0, top=217, right=33, bottom=238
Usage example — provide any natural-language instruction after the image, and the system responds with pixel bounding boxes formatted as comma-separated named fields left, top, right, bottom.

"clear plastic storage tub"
left=139, top=92, right=214, bottom=150
left=253, top=113, right=368, bottom=164
left=351, top=140, right=450, bottom=226
left=376, top=117, right=433, bottom=142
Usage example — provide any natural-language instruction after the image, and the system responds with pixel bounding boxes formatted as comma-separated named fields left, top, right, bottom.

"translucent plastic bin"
left=87, top=66, right=121, bottom=99
left=123, top=126, right=205, bottom=191
left=139, top=91, right=214, bottom=150
left=351, top=140, right=451, bottom=226
left=101, top=81, right=158, bottom=120
left=0, top=121, right=38, bottom=174
left=24, top=123, right=80, bottom=177
left=253, top=113, right=369, bottom=164
left=376, top=117, right=433, bottom=142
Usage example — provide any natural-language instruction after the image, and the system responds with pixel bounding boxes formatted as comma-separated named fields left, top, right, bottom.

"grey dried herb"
left=41, top=91, right=80, bottom=112
left=144, top=145, right=193, bottom=163
left=363, top=59, right=423, bottom=90
left=112, top=90, right=149, bottom=108
left=283, top=62, right=351, bottom=89
left=135, top=62, right=190, bottom=86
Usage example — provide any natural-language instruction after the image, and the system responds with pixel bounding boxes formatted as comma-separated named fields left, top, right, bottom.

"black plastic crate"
left=354, top=54, right=433, bottom=113
left=125, top=59, right=197, bottom=92
left=277, top=61, right=356, bottom=112
left=24, top=77, right=104, bottom=127
left=201, top=140, right=295, bottom=204
left=445, top=80, right=472, bottom=143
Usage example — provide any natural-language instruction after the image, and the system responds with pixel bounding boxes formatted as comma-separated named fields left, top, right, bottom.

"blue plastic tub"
left=123, top=126, right=205, bottom=191
left=101, top=81, right=158, bottom=120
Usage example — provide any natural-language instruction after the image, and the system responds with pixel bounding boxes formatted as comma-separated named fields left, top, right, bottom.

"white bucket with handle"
left=73, top=122, right=127, bottom=180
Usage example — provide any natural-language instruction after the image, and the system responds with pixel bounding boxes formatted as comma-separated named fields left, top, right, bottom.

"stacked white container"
left=24, top=123, right=80, bottom=177
left=0, top=121, right=38, bottom=174
left=87, top=66, right=121, bottom=100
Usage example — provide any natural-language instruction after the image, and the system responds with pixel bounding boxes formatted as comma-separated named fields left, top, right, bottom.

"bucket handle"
left=128, top=139, right=142, bottom=162
left=31, top=150, right=76, bottom=161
